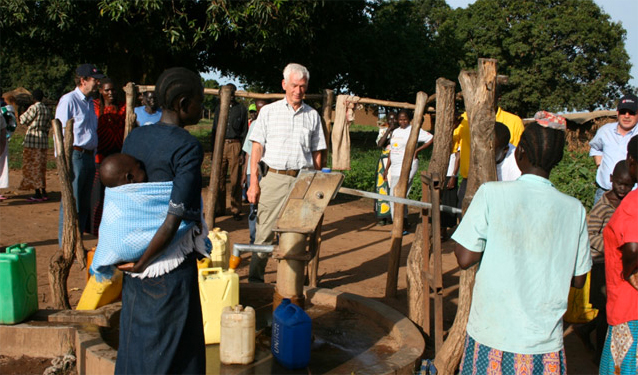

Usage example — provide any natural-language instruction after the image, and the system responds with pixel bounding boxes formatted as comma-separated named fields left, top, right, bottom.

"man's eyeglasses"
left=619, top=109, right=636, bottom=116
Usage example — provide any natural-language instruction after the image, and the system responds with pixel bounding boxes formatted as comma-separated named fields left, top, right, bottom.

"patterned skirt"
left=599, top=320, right=638, bottom=374
left=460, top=335, right=566, bottom=375
left=19, top=147, right=47, bottom=190
left=374, top=150, right=391, bottom=220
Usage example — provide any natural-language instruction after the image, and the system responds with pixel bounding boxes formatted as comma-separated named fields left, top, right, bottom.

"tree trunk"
left=407, top=78, right=456, bottom=333
left=407, top=222, right=425, bottom=326
left=385, top=91, right=428, bottom=298
left=49, top=119, right=86, bottom=309
left=205, top=84, right=232, bottom=229
left=433, top=58, right=498, bottom=374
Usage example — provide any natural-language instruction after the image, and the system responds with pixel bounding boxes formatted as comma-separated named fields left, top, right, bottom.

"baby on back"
left=100, top=153, right=147, bottom=188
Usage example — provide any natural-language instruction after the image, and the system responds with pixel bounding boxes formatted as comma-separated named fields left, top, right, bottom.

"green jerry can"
left=0, top=244, right=38, bottom=324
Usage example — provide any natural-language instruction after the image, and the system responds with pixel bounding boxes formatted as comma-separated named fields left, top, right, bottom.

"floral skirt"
left=460, top=334, right=566, bottom=375
left=599, top=320, right=638, bottom=375
left=19, top=147, right=47, bottom=190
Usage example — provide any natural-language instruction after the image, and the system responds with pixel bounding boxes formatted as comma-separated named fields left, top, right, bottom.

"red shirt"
left=93, top=100, right=125, bottom=163
left=603, top=189, right=638, bottom=325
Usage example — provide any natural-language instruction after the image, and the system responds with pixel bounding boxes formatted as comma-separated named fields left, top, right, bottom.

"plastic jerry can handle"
left=198, top=267, right=224, bottom=279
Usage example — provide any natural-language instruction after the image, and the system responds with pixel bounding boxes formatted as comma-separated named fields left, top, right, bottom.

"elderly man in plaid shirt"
left=19, top=89, right=51, bottom=201
left=246, top=63, right=326, bottom=283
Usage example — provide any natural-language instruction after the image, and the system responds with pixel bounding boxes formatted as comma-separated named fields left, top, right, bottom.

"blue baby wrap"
left=90, top=182, right=207, bottom=281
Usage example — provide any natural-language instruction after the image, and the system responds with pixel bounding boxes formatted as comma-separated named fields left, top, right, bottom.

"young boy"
left=579, top=160, right=633, bottom=360
left=495, top=122, right=521, bottom=181
left=99, top=153, right=147, bottom=188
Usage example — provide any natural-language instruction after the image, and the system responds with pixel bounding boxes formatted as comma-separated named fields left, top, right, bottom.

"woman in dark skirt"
left=114, top=67, right=206, bottom=374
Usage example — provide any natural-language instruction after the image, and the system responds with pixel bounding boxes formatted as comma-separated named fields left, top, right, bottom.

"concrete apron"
left=0, top=285, right=425, bottom=375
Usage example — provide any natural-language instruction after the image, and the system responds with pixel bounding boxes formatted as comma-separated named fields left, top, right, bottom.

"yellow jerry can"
left=208, top=228, right=229, bottom=270
left=76, top=270, right=123, bottom=310
left=198, top=267, right=239, bottom=344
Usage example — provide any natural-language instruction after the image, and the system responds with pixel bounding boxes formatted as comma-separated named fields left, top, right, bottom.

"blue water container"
left=271, top=298, right=312, bottom=369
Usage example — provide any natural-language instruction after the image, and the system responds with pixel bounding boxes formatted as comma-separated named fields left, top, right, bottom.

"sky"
left=203, top=0, right=638, bottom=89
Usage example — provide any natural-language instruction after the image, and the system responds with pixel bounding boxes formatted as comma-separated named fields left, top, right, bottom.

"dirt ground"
left=1, top=164, right=599, bottom=374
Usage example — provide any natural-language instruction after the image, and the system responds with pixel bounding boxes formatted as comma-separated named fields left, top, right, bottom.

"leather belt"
left=225, top=139, right=240, bottom=144
left=73, top=146, right=93, bottom=154
left=268, top=167, right=299, bottom=177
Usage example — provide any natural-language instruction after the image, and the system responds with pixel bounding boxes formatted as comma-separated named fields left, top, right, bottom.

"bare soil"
left=1, top=164, right=598, bottom=374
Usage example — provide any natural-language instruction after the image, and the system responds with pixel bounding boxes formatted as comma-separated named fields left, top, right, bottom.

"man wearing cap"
left=55, top=63, right=104, bottom=244
left=590, top=93, right=638, bottom=204
left=246, top=63, right=326, bottom=283
left=211, top=83, right=248, bottom=220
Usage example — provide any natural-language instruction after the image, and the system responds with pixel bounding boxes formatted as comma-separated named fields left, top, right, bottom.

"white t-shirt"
left=388, top=126, right=433, bottom=176
left=496, top=144, right=521, bottom=181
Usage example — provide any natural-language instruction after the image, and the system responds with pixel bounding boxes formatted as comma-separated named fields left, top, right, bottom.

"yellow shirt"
left=453, top=107, right=524, bottom=178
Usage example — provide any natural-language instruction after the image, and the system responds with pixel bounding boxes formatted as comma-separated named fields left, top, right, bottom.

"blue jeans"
left=594, top=187, right=607, bottom=205
left=246, top=174, right=260, bottom=244
left=115, top=253, right=205, bottom=374
left=58, top=150, right=95, bottom=246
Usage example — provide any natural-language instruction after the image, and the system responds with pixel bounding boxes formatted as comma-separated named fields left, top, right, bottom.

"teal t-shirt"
left=452, top=174, right=591, bottom=354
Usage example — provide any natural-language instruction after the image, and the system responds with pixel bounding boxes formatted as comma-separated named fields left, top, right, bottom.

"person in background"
left=374, top=111, right=397, bottom=226
left=55, top=63, right=104, bottom=244
left=494, top=121, right=521, bottom=181
left=453, top=112, right=590, bottom=374
left=441, top=113, right=463, bottom=239
left=87, top=78, right=126, bottom=235
left=454, top=85, right=525, bottom=206
left=0, top=105, right=7, bottom=200
left=577, top=160, right=633, bottom=363
left=381, top=109, right=433, bottom=234
left=599, top=135, right=638, bottom=374
left=134, top=91, right=162, bottom=126
left=242, top=98, right=268, bottom=244
left=211, top=83, right=247, bottom=220
left=589, top=93, right=638, bottom=204
left=19, top=89, right=51, bottom=201
left=247, top=63, right=326, bottom=283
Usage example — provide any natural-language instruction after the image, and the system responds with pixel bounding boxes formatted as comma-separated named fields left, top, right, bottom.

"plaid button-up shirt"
left=20, top=101, right=51, bottom=149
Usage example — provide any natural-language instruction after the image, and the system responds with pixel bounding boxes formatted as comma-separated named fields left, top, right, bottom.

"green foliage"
left=549, top=149, right=597, bottom=210
left=443, top=0, right=632, bottom=117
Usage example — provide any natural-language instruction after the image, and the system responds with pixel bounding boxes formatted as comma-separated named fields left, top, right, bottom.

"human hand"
left=247, top=181, right=260, bottom=204
left=629, top=273, right=638, bottom=292
left=383, top=171, right=388, bottom=181
left=446, top=176, right=457, bottom=190
left=116, top=262, right=137, bottom=272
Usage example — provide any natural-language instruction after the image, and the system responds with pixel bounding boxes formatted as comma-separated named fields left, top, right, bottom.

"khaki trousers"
left=216, top=141, right=242, bottom=215
left=248, top=172, right=296, bottom=282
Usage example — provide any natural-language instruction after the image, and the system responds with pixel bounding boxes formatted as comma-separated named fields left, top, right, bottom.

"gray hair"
left=283, top=63, right=310, bottom=83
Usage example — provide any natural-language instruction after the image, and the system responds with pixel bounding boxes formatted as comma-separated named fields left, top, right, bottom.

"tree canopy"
left=1, top=0, right=632, bottom=116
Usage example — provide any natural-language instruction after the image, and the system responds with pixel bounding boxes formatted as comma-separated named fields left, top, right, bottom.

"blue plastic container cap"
left=271, top=298, right=312, bottom=369
left=321, top=167, right=331, bottom=173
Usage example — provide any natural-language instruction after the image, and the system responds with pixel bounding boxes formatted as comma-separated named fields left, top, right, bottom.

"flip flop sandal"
left=28, top=196, right=44, bottom=202
left=0, top=195, right=6, bottom=200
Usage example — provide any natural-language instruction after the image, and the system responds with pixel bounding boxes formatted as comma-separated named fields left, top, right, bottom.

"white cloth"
left=496, top=144, right=521, bottom=181
left=388, top=126, right=433, bottom=177
left=249, top=98, right=326, bottom=170
left=446, top=153, right=458, bottom=177
left=0, top=114, right=8, bottom=188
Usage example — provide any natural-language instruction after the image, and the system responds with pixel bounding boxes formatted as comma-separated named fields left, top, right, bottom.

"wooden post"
left=433, top=58, right=497, bottom=374
left=385, top=91, right=428, bottom=298
left=205, top=84, right=232, bottom=229
left=321, top=89, right=334, bottom=166
left=428, top=78, right=457, bottom=179
left=123, top=82, right=138, bottom=139
left=49, top=119, right=86, bottom=309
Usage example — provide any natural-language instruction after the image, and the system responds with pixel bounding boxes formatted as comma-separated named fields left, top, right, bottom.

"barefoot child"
left=452, top=111, right=591, bottom=374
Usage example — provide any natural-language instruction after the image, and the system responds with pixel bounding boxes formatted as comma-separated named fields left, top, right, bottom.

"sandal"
left=28, top=196, right=44, bottom=202
left=0, top=195, right=6, bottom=200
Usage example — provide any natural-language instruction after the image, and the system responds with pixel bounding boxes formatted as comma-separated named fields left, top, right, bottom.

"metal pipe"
left=338, top=187, right=462, bottom=214
left=232, top=243, right=275, bottom=258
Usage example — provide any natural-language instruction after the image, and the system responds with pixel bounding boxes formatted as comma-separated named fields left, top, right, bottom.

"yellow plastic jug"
left=564, top=271, right=598, bottom=323
left=76, top=270, right=123, bottom=310
left=199, top=267, right=239, bottom=344
left=208, top=228, right=229, bottom=270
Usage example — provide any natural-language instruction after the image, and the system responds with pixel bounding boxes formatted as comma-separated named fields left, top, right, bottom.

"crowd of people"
left=0, top=62, right=636, bottom=374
